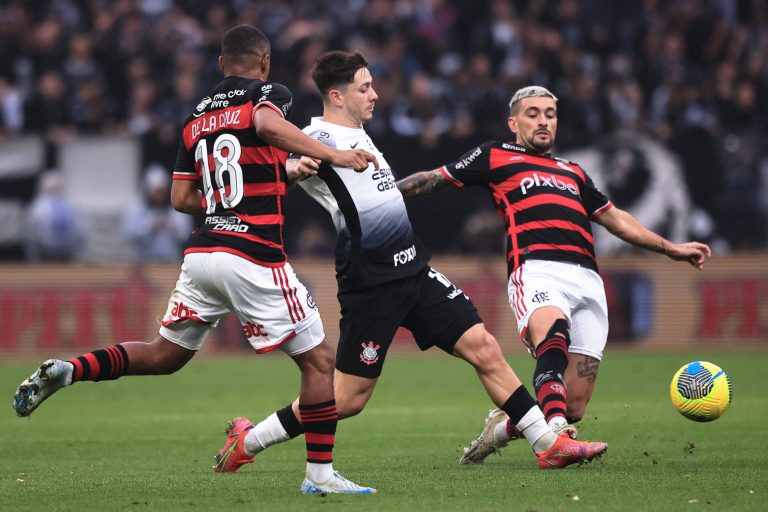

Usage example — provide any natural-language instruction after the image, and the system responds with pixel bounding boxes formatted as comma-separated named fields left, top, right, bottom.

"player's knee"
left=461, top=330, right=504, bottom=370
left=337, top=396, right=366, bottom=419
left=544, top=318, right=570, bottom=341
left=295, top=341, right=335, bottom=376
left=310, top=341, right=335, bottom=373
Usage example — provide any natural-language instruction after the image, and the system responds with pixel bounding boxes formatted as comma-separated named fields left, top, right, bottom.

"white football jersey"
left=298, top=117, right=429, bottom=289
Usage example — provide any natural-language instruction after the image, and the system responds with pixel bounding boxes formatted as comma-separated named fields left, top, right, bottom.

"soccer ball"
left=670, top=361, right=731, bottom=422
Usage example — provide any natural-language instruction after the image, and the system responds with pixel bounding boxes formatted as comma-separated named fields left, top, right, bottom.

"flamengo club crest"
left=360, top=341, right=381, bottom=365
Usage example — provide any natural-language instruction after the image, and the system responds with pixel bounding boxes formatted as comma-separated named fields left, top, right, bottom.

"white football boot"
left=13, top=359, right=71, bottom=417
left=300, top=471, right=377, bottom=495
left=459, top=408, right=516, bottom=464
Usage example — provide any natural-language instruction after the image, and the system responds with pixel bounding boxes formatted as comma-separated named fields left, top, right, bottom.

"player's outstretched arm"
left=253, top=107, right=378, bottom=171
left=595, top=206, right=712, bottom=269
left=396, top=169, right=451, bottom=198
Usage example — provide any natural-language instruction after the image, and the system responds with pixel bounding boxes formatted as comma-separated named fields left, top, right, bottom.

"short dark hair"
left=221, top=25, right=269, bottom=59
left=312, top=51, right=369, bottom=96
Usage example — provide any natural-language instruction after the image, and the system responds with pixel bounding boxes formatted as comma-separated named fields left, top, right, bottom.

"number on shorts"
left=428, top=268, right=453, bottom=288
left=195, top=133, right=244, bottom=213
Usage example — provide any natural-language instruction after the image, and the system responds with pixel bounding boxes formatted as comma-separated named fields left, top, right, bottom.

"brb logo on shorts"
left=360, top=341, right=381, bottom=365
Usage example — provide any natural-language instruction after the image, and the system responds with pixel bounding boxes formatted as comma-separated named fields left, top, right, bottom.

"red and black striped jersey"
left=441, top=141, right=613, bottom=275
left=173, top=76, right=293, bottom=266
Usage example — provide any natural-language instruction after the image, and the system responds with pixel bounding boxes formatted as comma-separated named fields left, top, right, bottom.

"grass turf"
left=1, top=350, right=766, bottom=511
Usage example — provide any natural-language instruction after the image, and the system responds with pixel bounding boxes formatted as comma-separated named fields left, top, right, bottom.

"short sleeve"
left=581, top=170, right=613, bottom=218
left=172, top=139, right=196, bottom=181
left=288, top=126, right=338, bottom=161
left=253, top=82, right=293, bottom=119
left=441, top=142, right=494, bottom=187
left=304, top=126, right=338, bottom=149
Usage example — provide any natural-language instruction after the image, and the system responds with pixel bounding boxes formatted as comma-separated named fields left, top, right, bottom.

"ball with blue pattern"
left=670, top=361, right=731, bottom=422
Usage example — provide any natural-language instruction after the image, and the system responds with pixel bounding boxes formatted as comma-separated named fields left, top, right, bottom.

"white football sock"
left=493, top=419, right=511, bottom=444
left=63, top=362, right=74, bottom=386
left=243, top=412, right=290, bottom=455
left=516, top=406, right=557, bottom=452
left=548, top=415, right=568, bottom=429
left=306, top=462, right=334, bottom=483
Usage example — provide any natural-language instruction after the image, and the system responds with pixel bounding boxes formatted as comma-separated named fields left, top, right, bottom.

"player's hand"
left=331, top=149, right=379, bottom=172
left=665, top=241, right=712, bottom=270
left=297, top=156, right=320, bottom=177
left=286, top=156, right=320, bottom=184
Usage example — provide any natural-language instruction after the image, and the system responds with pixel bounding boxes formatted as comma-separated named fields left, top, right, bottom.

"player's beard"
left=528, top=134, right=553, bottom=154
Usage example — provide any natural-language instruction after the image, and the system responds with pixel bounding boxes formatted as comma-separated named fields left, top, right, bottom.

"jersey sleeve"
left=172, top=139, right=197, bottom=181
left=440, top=142, right=494, bottom=187
left=252, top=82, right=293, bottom=119
left=304, top=125, right=338, bottom=149
left=582, top=169, right=613, bottom=218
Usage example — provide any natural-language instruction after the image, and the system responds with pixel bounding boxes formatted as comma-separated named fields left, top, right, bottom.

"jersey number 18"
left=195, top=133, right=244, bottom=214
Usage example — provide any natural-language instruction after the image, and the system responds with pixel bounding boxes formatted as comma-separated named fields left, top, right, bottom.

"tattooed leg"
left=563, top=353, right=600, bottom=423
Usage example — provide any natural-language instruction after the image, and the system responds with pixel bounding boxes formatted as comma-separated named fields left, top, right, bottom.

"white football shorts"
left=508, top=259, right=608, bottom=360
left=159, top=252, right=323, bottom=356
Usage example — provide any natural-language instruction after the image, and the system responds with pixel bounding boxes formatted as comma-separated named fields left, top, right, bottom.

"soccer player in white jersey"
left=396, top=85, right=712, bottom=463
left=217, top=51, right=608, bottom=472
left=12, top=26, right=378, bottom=495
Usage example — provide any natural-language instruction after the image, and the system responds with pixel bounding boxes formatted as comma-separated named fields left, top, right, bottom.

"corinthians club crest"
left=360, top=341, right=381, bottom=366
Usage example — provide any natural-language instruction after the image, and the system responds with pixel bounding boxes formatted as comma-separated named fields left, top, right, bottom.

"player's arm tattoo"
left=576, top=355, right=600, bottom=383
left=396, top=169, right=451, bottom=198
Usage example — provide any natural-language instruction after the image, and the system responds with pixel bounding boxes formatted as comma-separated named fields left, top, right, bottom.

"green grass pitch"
left=2, top=350, right=766, bottom=511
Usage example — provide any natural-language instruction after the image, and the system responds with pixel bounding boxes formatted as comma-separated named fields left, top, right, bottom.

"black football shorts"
left=335, top=265, right=482, bottom=378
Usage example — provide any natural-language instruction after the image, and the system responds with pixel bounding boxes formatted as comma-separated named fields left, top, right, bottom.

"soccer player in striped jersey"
left=396, top=85, right=712, bottom=463
left=12, top=25, right=378, bottom=495
left=222, top=51, right=608, bottom=473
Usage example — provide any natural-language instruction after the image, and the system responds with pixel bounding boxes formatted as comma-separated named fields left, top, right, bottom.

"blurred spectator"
left=0, top=0, right=766, bottom=255
left=0, top=77, right=23, bottom=134
left=455, top=209, right=504, bottom=255
left=293, top=219, right=335, bottom=258
left=24, top=170, right=82, bottom=262
left=23, top=70, right=76, bottom=166
left=122, top=164, right=192, bottom=263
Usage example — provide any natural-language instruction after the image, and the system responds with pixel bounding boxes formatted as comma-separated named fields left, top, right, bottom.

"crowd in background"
left=0, top=0, right=766, bottom=261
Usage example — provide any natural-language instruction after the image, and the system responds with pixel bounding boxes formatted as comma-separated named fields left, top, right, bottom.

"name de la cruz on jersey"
left=188, top=88, right=248, bottom=140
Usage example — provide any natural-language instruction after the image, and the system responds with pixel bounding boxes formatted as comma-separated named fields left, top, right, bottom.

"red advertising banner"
left=0, top=255, right=765, bottom=359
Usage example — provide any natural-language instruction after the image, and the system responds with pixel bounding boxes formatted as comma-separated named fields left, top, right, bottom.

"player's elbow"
left=170, top=180, right=202, bottom=215
left=170, top=190, right=198, bottom=215
left=170, top=194, right=183, bottom=212
left=253, top=122, right=276, bottom=141
left=170, top=191, right=189, bottom=213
